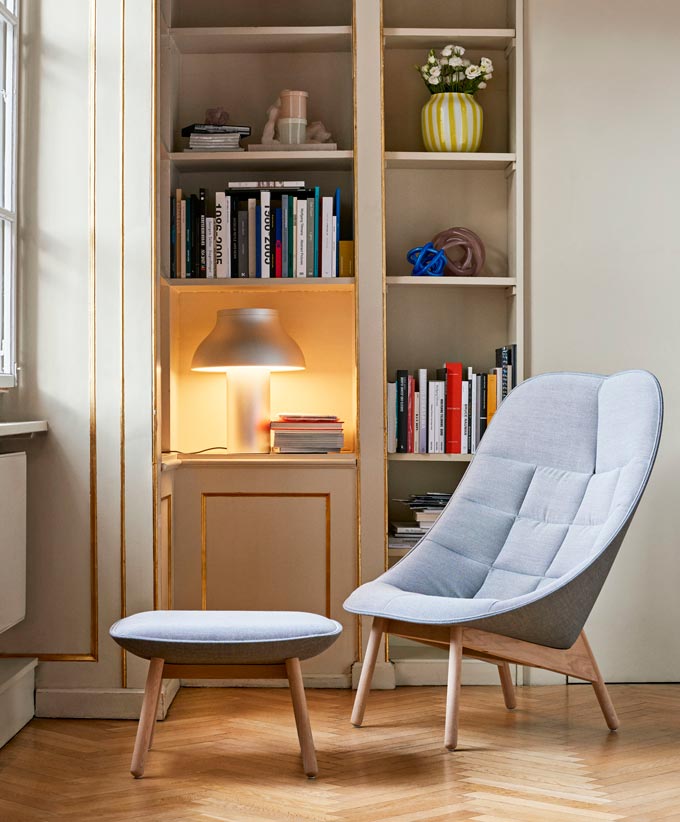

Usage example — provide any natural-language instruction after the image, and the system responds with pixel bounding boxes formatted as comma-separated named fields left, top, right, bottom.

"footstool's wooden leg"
left=147, top=665, right=165, bottom=751
left=285, top=657, right=318, bottom=778
left=131, top=658, right=164, bottom=778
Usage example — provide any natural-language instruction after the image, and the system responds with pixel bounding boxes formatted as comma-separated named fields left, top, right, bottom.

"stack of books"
left=181, top=123, right=251, bottom=152
left=386, top=347, right=517, bottom=455
left=170, top=182, right=353, bottom=279
left=271, top=415, right=344, bottom=454
left=389, top=491, right=452, bottom=559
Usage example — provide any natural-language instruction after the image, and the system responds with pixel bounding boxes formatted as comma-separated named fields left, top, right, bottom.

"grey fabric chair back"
left=382, top=371, right=663, bottom=648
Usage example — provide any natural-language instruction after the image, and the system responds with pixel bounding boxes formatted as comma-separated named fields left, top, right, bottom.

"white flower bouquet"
left=416, top=45, right=493, bottom=95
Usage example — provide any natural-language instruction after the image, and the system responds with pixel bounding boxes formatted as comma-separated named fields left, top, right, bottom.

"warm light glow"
left=191, top=365, right=305, bottom=373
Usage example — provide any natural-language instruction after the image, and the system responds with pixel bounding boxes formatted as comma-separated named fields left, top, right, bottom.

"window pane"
left=0, top=16, right=14, bottom=211
left=0, top=2, right=17, bottom=16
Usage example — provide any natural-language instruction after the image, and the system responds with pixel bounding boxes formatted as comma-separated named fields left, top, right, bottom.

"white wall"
left=526, top=0, right=680, bottom=680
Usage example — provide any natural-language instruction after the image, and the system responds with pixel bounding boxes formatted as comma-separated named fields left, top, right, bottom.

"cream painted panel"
left=204, top=496, right=327, bottom=616
left=526, top=0, right=680, bottom=680
left=173, top=464, right=357, bottom=675
left=0, top=1, right=95, bottom=663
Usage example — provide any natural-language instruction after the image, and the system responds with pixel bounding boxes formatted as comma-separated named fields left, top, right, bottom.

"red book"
left=445, top=362, right=463, bottom=453
left=407, top=375, right=415, bottom=453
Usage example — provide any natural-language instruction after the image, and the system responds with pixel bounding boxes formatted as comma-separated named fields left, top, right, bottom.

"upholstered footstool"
left=110, top=610, right=342, bottom=778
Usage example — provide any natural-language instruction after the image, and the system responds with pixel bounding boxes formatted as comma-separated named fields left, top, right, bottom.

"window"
left=0, top=0, right=18, bottom=389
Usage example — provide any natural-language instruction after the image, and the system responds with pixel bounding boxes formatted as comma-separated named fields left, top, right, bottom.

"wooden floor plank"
left=0, top=685, right=678, bottom=821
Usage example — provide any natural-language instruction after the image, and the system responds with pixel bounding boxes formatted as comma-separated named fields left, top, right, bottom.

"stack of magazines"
left=271, top=415, right=344, bottom=454
left=181, top=123, right=251, bottom=152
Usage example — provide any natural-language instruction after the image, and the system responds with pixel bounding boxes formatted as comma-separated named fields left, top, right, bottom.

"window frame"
left=0, top=0, right=19, bottom=390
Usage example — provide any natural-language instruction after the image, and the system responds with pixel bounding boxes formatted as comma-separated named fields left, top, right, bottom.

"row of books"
left=181, top=122, right=251, bottom=153
left=169, top=182, right=351, bottom=279
left=387, top=346, right=517, bottom=455
left=271, top=415, right=344, bottom=454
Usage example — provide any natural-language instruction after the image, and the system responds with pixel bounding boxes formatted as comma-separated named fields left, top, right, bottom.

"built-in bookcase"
left=157, top=0, right=357, bottom=457
left=382, top=0, right=524, bottom=666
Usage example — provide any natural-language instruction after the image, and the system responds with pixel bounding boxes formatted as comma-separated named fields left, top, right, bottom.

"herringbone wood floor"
left=0, top=685, right=678, bottom=822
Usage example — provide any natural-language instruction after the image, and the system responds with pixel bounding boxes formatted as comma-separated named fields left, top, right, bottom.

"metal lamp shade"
left=191, top=308, right=305, bottom=372
left=191, top=308, right=305, bottom=454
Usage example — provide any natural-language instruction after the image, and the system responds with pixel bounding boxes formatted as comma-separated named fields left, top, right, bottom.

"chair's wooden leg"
left=445, top=626, right=463, bottom=750
left=147, top=664, right=165, bottom=751
left=498, top=662, right=516, bottom=710
left=130, top=658, right=164, bottom=778
left=351, top=617, right=386, bottom=728
left=285, top=658, right=318, bottom=778
left=580, top=631, right=619, bottom=731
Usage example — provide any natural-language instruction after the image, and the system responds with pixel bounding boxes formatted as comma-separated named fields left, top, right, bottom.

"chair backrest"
left=383, top=371, right=663, bottom=646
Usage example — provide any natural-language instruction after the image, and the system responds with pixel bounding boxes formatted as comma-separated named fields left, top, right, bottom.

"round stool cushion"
left=109, top=610, right=342, bottom=665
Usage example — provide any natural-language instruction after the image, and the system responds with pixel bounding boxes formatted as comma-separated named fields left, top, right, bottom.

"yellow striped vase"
left=421, top=92, right=483, bottom=152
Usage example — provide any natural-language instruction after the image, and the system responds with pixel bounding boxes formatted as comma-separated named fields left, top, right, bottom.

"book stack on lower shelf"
left=388, top=491, right=452, bottom=562
left=387, top=346, right=517, bottom=456
left=271, top=415, right=345, bottom=454
left=170, top=181, right=353, bottom=280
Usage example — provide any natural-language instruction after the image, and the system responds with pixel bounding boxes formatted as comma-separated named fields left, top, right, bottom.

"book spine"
left=487, top=373, right=497, bottom=425
left=288, top=195, right=295, bottom=277
left=230, top=195, right=239, bottom=277
left=475, top=374, right=482, bottom=451
left=256, top=205, right=261, bottom=277
left=247, top=198, right=256, bottom=277
left=417, top=368, right=428, bottom=454
left=199, top=188, right=207, bottom=276
left=179, top=198, right=186, bottom=278
left=413, top=390, right=420, bottom=454
left=275, top=207, right=283, bottom=277
left=387, top=382, right=397, bottom=454
left=436, top=383, right=446, bottom=453
left=260, top=190, right=271, bottom=278
left=237, top=210, right=248, bottom=278
left=334, top=187, right=341, bottom=276
left=313, top=187, right=320, bottom=276
left=296, top=199, right=307, bottom=278
left=169, top=195, right=176, bottom=278
left=331, top=215, right=337, bottom=277
left=185, top=197, right=192, bottom=277
left=396, top=370, right=408, bottom=453
left=205, top=217, right=215, bottom=278
left=445, top=362, right=463, bottom=453
left=427, top=381, right=436, bottom=454
left=281, top=195, right=289, bottom=277
left=469, top=369, right=477, bottom=453
left=407, top=375, right=415, bottom=453
left=192, top=194, right=200, bottom=277
left=479, top=373, right=488, bottom=439
left=511, top=343, right=517, bottom=387
left=214, top=192, right=226, bottom=278
left=306, top=197, right=314, bottom=278
left=321, top=197, right=333, bottom=277
left=461, top=380, right=469, bottom=454
left=175, top=190, right=184, bottom=278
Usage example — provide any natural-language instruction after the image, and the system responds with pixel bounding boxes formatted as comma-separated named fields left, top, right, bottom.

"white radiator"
left=0, top=452, right=27, bottom=634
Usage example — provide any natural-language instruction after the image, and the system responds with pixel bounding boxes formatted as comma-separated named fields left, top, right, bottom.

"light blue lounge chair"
left=345, top=371, right=663, bottom=749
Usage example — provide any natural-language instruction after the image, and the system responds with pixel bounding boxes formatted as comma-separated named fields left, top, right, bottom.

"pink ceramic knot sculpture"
left=431, top=227, right=486, bottom=277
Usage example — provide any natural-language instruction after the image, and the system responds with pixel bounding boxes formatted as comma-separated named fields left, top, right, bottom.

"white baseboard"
left=181, top=673, right=351, bottom=689
left=521, top=667, right=567, bottom=685
left=35, top=678, right=180, bottom=719
left=393, top=658, right=519, bottom=687
left=351, top=661, right=396, bottom=690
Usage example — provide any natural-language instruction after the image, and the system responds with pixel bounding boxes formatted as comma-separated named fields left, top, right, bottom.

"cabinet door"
left=173, top=464, right=357, bottom=680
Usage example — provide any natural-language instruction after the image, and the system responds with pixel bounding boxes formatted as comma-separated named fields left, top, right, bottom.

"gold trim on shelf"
left=157, top=494, right=172, bottom=609
left=119, top=0, right=128, bottom=690
left=201, top=493, right=332, bottom=618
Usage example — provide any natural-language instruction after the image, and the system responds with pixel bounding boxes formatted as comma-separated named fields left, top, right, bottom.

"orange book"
left=487, top=373, right=498, bottom=424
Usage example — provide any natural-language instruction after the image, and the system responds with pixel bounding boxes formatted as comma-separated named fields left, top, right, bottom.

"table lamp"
left=191, top=308, right=305, bottom=453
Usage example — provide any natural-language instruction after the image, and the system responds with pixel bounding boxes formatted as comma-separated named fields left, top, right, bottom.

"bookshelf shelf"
left=169, top=150, right=354, bottom=173
left=385, top=152, right=516, bottom=171
left=161, top=277, right=355, bottom=292
left=170, top=26, right=353, bottom=55
left=383, top=28, right=515, bottom=51
left=388, top=453, right=474, bottom=463
left=169, top=452, right=358, bottom=467
left=386, top=276, right=515, bottom=288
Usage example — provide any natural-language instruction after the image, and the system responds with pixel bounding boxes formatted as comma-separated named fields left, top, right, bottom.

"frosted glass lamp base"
left=226, top=370, right=271, bottom=454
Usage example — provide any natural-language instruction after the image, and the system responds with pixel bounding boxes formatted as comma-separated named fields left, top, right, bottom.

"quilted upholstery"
left=110, top=610, right=342, bottom=664
left=344, top=371, right=663, bottom=648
